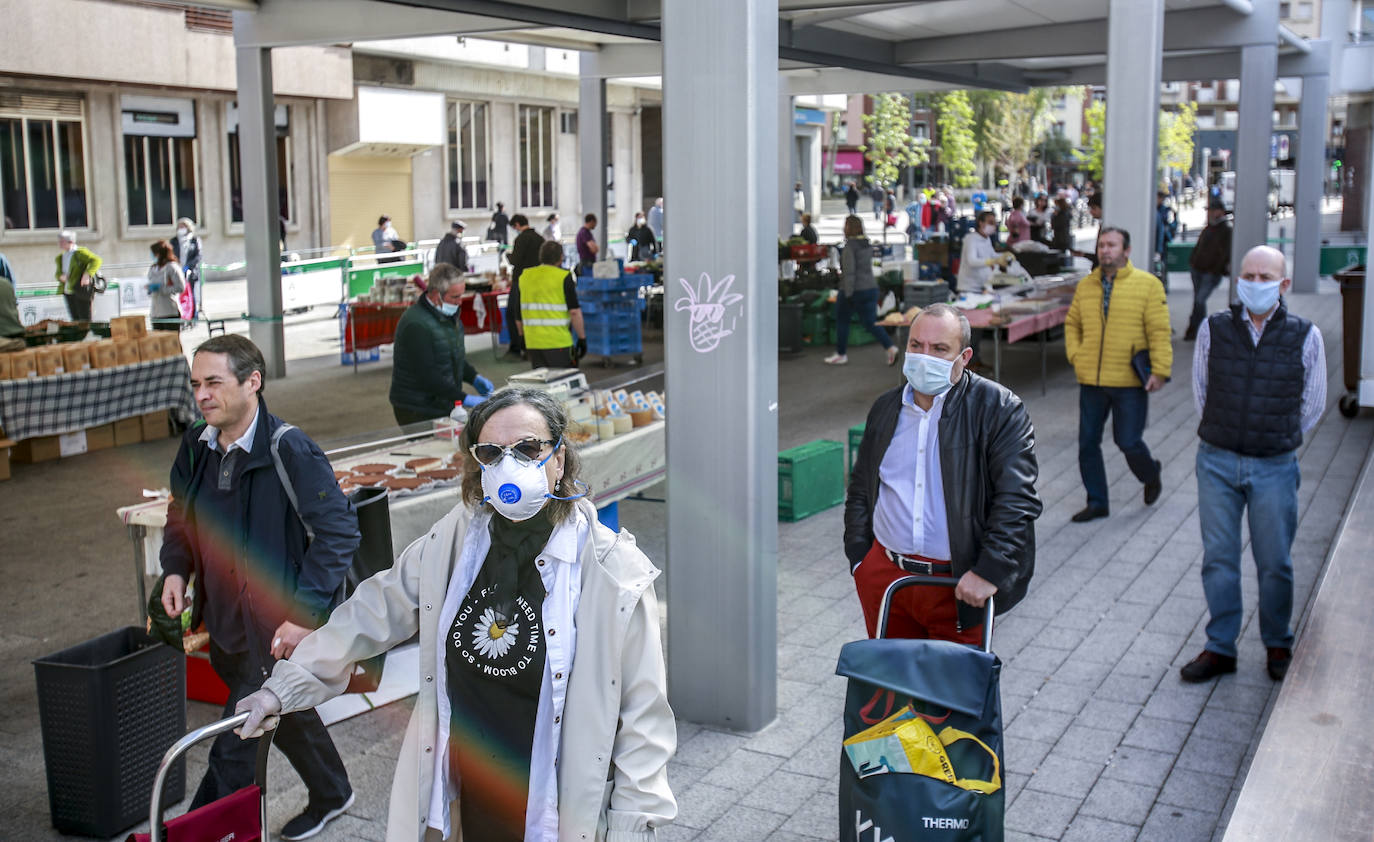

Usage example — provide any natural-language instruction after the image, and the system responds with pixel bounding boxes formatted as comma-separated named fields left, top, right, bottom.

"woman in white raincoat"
left=235, top=388, right=676, bottom=841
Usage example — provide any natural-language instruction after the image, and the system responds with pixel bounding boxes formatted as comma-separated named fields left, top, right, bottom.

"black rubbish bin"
left=344, top=486, right=394, bottom=692
left=779, top=300, right=804, bottom=354
left=33, top=626, right=185, bottom=837
left=1335, top=264, right=1365, bottom=417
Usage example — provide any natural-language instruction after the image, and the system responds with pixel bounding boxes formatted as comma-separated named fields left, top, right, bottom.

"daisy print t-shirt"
left=446, top=554, right=548, bottom=841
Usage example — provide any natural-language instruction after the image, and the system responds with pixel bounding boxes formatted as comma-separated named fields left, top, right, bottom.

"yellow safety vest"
left=519, top=265, right=574, bottom=350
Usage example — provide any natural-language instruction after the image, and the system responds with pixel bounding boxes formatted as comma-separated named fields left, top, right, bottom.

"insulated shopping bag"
left=836, top=575, right=1004, bottom=842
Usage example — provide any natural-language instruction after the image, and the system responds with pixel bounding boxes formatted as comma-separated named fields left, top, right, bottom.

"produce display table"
left=0, top=355, right=196, bottom=441
left=339, top=289, right=509, bottom=368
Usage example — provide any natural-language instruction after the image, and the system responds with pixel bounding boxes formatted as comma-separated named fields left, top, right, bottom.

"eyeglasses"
left=469, top=437, right=558, bottom=466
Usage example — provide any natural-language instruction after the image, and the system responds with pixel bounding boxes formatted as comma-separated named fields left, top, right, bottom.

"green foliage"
left=1082, top=99, right=1106, bottom=181
left=935, top=90, right=978, bottom=188
left=982, top=89, right=1056, bottom=175
left=1080, top=99, right=1197, bottom=182
left=859, top=93, right=929, bottom=187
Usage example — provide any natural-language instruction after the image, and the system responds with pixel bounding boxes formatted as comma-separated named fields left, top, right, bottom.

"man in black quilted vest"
left=1181, top=245, right=1326, bottom=684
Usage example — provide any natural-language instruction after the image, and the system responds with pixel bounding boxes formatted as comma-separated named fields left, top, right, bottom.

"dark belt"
left=884, top=549, right=952, bottom=575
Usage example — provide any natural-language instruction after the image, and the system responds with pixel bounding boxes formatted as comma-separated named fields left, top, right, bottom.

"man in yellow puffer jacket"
left=1064, top=226, right=1172, bottom=522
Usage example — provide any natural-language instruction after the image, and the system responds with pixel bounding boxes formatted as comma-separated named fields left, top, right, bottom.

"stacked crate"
left=576, top=272, right=651, bottom=359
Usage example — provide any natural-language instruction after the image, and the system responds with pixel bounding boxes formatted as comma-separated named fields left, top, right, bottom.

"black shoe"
left=1180, top=650, right=1237, bottom=683
left=1144, top=461, right=1163, bottom=506
left=1183, top=326, right=1197, bottom=341
left=1071, top=505, right=1109, bottom=523
left=1266, top=647, right=1293, bottom=681
left=281, top=792, right=355, bottom=841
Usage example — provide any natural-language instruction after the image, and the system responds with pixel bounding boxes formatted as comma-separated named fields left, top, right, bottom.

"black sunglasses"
left=469, top=437, right=557, bottom=467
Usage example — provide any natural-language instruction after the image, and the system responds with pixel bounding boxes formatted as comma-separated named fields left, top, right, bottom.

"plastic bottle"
left=448, top=401, right=468, bottom=444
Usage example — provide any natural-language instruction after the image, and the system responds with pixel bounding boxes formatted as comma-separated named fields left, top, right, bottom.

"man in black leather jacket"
left=845, top=303, right=1041, bottom=639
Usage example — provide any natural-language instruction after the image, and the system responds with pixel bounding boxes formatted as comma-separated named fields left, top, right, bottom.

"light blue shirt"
left=200, top=408, right=260, bottom=455
left=872, top=384, right=952, bottom=561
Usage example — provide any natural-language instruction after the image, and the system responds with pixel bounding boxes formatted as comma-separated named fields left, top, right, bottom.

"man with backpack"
left=159, top=334, right=360, bottom=841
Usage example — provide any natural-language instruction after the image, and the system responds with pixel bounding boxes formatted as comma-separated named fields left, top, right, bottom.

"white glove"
left=234, top=688, right=282, bottom=739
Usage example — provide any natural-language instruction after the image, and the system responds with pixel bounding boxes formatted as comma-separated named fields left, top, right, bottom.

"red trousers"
left=853, top=540, right=983, bottom=644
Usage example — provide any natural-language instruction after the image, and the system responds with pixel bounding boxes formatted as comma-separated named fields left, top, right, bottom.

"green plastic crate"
left=847, top=423, right=866, bottom=477
left=802, top=312, right=830, bottom=345
left=779, top=439, right=846, bottom=522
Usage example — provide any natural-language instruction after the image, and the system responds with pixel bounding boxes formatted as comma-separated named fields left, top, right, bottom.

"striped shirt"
left=1191, top=305, right=1327, bottom=435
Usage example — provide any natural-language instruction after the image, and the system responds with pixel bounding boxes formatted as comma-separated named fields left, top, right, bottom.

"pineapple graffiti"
left=674, top=273, right=744, bottom=354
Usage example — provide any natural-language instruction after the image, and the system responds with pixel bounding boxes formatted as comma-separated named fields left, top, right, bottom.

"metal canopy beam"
left=234, top=0, right=524, bottom=47
left=1046, top=41, right=1332, bottom=86
left=893, top=5, right=1282, bottom=65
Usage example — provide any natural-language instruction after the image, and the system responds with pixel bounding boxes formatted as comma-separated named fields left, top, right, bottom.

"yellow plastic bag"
left=843, top=705, right=1001, bottom=794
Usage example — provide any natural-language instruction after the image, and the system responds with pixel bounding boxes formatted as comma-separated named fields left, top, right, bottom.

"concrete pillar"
left=233, top=38, right=285, bottom=378
left=663, top=0, right=778, bottom=730
left=1293, top=73, right=1330, bottom=293
left=1231, top=43, right=1278, bottom=299
left=1103, top=0, right=1164, bottom=265
left=780, top=92, right=796, bottom=238
left=579, top=52, right=608, bottom=254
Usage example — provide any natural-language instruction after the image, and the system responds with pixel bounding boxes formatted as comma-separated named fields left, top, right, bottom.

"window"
left=226, top=102, right=291, bottom=224
left=447, top=100, right=489, bottom=210
left=912, top=123, right=928, bottom=140
left=0, top=92, right=88, bottom=231
left=122, top=95, right=198, bottom=227
left=518, top=105, right=555, bottom=208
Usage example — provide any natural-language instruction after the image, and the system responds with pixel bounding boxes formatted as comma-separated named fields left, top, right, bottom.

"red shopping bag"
left=126, top=785, right=263, bottom=842
left=177, top=283, right=195, bottom=320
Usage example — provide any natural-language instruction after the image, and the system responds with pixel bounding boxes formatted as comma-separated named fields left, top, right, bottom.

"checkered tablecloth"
left=0, top=356, right=197, bottom=441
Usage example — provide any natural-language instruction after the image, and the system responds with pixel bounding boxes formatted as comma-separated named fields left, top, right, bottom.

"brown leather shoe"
left=1266, top=647, right=1292, bottom=681
left=1180, top=650, right=1237, bottom=683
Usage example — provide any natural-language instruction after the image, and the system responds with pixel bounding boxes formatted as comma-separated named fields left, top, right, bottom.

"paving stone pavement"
left=17, top=211, right=1369, bottom=842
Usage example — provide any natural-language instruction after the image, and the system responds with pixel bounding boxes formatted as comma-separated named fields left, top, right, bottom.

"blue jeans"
left=833, top=287, right=895, bottom=355
left=1188, top=269, right=1224, bottom=336
left=1196, top=442, right=1299, bottom=657
left=1078, top=385, right=1160, bottom=509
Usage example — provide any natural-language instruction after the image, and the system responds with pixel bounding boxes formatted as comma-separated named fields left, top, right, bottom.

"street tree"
left=935, top=90, right=978, bottom=187
left=859, top=93, right=929, bottom=188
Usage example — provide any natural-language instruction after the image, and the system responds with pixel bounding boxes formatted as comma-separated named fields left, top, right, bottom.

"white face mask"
left=903, top=352, right=957, bottom=396
left=981, top=225, right=996, bottom=237
left=478, top=440, right=584, bottom=522
left=1236, top=279, right=1283, bottom=316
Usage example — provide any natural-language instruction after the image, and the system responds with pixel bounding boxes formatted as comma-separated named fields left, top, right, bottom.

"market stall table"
left=0, top=355, right=196, bottom=442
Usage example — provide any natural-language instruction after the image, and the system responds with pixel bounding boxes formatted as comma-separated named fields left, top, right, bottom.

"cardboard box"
left=34, top=346, right=65, bottom=377
left=140, top=410, right=169, bottom=441
left=162, top=332, right=184, bottom=358
left=61, top=344, right=91, bottom=373
left=13, top=435, right=60, bottom=463
left=0, top=439, right=11, bottom=480
left=9, top=349, right=37, bottom=379
left=89, top=340, right=119, bottom=369
left=114, top=416, right=143, bottom=447
left=110, top=314, right=147, bottom=340
left=138, top=334, right=165, bottom=362
left=114, top=339, right=140, bottom=367
left=85, top=423, right=115, bottom=452
left=0, top=353, right=12, bottom=380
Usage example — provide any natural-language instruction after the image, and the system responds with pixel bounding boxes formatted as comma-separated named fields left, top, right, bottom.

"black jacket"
left=160, top=402, right=360, bottom=645
left=508, top=227, right=545, bottom=282
left=845, top=373, right=1041, bottom=627
left=389, top=295, right=478, bottom=419
left=626, top=224, right=658, bottom=260
left=435, top=233, right=468, bottom=273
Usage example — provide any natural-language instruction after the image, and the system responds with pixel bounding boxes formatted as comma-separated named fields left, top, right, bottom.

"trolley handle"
left=876, top=574, right=995, bottom=653
left=149, top=711, right=275, bottom=842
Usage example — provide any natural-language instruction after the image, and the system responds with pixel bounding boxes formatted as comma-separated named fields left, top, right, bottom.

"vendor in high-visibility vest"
left=514, top=239, right=588, bottom=368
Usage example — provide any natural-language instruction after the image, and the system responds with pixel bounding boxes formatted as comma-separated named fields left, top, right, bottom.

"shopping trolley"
left=127, top=711, right=276, bottom=842
left=835, top=575, right=1004, bottom=842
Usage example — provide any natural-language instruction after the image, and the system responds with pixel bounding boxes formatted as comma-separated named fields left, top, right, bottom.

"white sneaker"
left=823, top=353, right=848, bottom=365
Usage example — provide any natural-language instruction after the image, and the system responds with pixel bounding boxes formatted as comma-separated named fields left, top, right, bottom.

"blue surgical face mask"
left=439, top=301, right=460, bottom=317
left=1236, top=279, right=1282, bottom=316
left=903, top=352, right=956, bottom=396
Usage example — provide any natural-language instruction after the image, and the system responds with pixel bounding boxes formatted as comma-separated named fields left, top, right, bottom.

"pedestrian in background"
left=870, top=182, right=885, bottom=221
left=798, top=212, right=818, bottom=245
left=575, top=213, right=599, bottom=272
left=0, top=254, right=24, bottom=351
left=171, top=217, right=202, bottom=320
left=489, top=201, right=510, bottom=245
left=647, top=197, right=665, bottom=244
left=541, top=212, right=561, bottom=242
left=1064, top=227, right=1171, bottom=523
left=373, top=215, right=405, bottom=263
left=159, top=334, right=360, bottom=841
left=514, top=240, right=587, bottom=368
left=845, top=181, right=859, bottom=215
left=435, top=219, right=469, bottom=273
left=1005, top=196, right=1030, bottom=245
left=146, top=239, right=186, bottom=332
left=1181, top=245, right=1326, bottom=684
left=54, top=230, right=101, bottom=321
left=1185, top=198, right=1233, bottom=341
left=627, top=211, right=658, bottom=260
left=825, top=215, right=899, bottom=367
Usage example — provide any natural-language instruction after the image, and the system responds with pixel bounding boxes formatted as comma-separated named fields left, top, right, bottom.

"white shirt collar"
left=200, top=406, right=260, bottom=454
left=901, top=382, right=949, bottom=415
